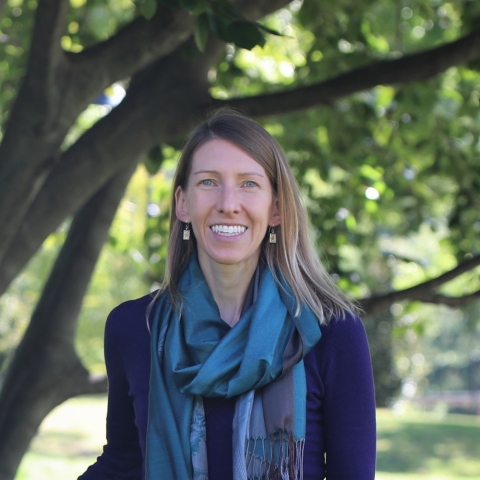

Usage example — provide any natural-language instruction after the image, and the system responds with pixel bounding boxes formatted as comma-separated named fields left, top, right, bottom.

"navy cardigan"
left=79, top=294, right=376, bottom=479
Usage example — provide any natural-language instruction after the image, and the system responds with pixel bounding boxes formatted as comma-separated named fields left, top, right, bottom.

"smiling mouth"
left=211, top=225, right=247, bottom=236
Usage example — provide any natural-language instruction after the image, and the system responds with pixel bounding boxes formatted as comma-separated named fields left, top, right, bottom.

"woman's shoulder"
left=105, top=292, right=159, bottom=339
left=108, top=292, right=156, bottom=318
left=309, top=310, right=370, bottom=365
left=103, top=293, right=156, bottom=382
left=320, top=310, right=366, bottom=341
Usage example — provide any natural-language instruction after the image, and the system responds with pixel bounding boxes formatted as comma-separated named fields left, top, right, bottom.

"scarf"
left=145, top=256, right=321, bottom=479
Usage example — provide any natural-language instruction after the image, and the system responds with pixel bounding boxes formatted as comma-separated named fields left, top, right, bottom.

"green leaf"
left=194, top=13, right=210, bottom=52
left=138, top=0, right=158, bottom=20
left=256, top=23, right=283, bottom=37
left=227, top=21, right=265, bottom=50
left=206, top=14, right=265, bottom=50
left=207, top=13, right=231, bottom=41
left=144, top=146, right=164, bottom=175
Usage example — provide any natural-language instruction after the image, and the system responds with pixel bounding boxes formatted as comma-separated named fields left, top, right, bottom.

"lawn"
left=376, top=408, right=480, bottom=480
left=16, top=395, right=108, bottom=480
left=15, top=397, right=480, bottom=479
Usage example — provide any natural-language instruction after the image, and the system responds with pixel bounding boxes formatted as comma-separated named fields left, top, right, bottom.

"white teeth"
left=211, top=225, right=246, bottom=236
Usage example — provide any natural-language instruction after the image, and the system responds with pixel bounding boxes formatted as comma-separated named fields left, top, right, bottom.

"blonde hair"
left=156, top=110, right=356, bottom=323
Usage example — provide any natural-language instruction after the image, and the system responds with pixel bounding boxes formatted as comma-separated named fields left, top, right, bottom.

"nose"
left=217, top=185, right=240, bottom=214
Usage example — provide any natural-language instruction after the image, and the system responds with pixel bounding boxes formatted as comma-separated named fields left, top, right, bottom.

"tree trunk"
left=0, top=163, right=136, bottom=480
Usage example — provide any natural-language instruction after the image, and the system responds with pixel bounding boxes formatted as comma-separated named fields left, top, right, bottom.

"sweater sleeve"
left=78, top=306, right=143, bottom=480
left=320, top=313, right=377, bottom=479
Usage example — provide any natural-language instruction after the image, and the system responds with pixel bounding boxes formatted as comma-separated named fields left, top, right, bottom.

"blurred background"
left=0, top=0, right=479, bottom=478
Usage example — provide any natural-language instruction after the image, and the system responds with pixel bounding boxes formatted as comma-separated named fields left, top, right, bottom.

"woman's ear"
left=269, top=197, right=281, bottom=226
left=175, top=186, right=191, bottom=223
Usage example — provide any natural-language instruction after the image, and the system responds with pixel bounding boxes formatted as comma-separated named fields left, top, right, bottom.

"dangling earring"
left=183, top=223, right=191, bottom=241
left=269, top=226, right=276, bottom=244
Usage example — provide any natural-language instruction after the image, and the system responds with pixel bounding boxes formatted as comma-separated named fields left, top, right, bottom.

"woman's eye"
left=201, top=179, right=214, bottom=186
left=244, top=181, right=258, bottom=188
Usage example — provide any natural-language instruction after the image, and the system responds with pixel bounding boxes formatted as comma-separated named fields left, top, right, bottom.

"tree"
left=1, top=0, right=480, bottom=478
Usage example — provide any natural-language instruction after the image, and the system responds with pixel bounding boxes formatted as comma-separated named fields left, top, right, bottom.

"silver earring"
left=269, top=226, right=276, bottom=244
left=183, top=223, right=190, bottom=241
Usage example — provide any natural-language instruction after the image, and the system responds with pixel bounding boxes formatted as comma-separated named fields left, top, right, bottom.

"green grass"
left=376, top=409, right=480, bottom=479
left=16, top=395, right=108, bottom=480
left=15, top=398, right=480, bottom=479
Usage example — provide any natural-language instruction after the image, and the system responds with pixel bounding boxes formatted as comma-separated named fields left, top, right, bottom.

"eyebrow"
left=193, top=170, right=265, bottom=178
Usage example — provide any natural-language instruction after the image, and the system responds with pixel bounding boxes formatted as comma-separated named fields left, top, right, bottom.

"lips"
left=211, top=225, right=247, bottom=235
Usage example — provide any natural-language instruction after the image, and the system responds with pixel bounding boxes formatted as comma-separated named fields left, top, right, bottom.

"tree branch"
left=0, top=0, right=70, bottom=263
left=407, top=290, right=480, bottom=307
left=25, top=0, right=69, bottom=82
left=73, top=6, right=194, bottom=88
left=31, top=166, right=138, bottom=338
left=405, top=254, right=480, bottom=291
left=214, top=29, right=480, bottom=116
left=360, top=255, right=480, bottom=316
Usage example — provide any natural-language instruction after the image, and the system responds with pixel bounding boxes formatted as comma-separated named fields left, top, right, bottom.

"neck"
left=197, top=254, right=259, bottom=327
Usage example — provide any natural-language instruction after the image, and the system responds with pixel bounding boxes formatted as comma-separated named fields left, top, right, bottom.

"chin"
left=205, top=249, right=259, bottom=267
left=211, top=255, right=247, bottom=266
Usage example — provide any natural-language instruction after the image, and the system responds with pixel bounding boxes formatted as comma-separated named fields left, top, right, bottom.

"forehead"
left=191, top=139, right=266, bottom=175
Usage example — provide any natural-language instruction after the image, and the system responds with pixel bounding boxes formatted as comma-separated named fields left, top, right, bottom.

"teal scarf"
left=145, top=256, right=321, bottom=479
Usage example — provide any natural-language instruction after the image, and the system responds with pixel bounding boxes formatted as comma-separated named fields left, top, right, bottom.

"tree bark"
left=0, top=163, right=135, bottom=480
left=0, top=0, right=71, bottom=263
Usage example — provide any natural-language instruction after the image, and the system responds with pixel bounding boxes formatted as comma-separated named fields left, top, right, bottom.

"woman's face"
left=176, top=139, right=280, bottom=271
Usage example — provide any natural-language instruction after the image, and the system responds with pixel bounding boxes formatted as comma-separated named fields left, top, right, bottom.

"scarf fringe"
left=245, top=431, right=304, bottom=480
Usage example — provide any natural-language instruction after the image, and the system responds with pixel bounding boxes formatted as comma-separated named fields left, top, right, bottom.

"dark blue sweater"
left=79, top=294, right=376, bottom=479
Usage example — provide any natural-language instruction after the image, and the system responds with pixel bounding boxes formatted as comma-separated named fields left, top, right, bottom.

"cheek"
left=188, top=194, right=210, bottom=220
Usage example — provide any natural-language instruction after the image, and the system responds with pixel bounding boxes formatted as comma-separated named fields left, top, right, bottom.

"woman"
left=79, top=111, right=376, bottom=480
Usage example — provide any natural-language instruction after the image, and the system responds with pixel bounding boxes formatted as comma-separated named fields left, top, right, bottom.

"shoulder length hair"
left=156, top=109, right=356, bottom=323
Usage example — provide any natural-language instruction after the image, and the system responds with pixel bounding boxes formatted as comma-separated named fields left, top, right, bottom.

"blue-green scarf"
left=145, top=256, right=321, bottom=479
